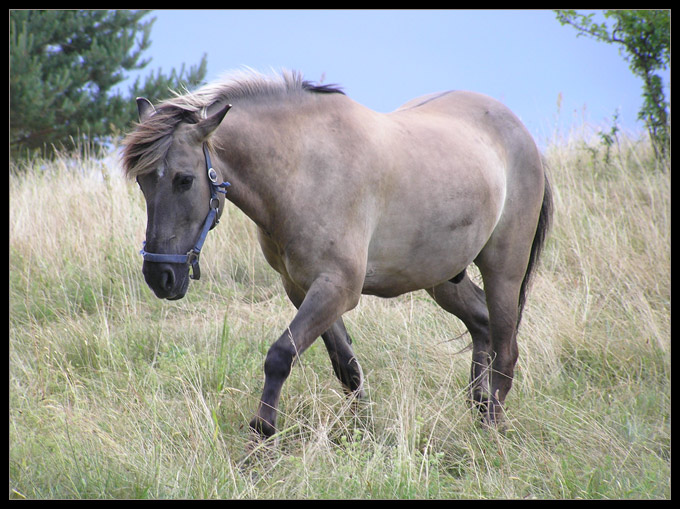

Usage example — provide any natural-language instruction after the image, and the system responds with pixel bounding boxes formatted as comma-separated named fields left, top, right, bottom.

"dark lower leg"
left=469, top=347, right=492, bottom=414
left=426, top=276, right=491, bottom=418
left=321, top=319, right=364, bottom=398
left=481, top=274, right=521, bottom=427
left=487, top=335, right=518, bottom=425
left=250, top=273, right=360, bottom=439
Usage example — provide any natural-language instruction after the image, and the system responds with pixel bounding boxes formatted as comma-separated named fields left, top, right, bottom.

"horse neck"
left=214, top=99, right=310, bottom=234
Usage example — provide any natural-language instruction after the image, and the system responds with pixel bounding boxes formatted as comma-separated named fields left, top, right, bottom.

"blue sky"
left=123, top=9, right=669, bottom=147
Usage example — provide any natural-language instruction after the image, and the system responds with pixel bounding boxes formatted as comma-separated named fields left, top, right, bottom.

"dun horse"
left=123, top=70, right=552, bottom=439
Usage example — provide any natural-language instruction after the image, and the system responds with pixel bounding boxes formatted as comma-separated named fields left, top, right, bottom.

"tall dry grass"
left=9, top=132, right=670, bottom=499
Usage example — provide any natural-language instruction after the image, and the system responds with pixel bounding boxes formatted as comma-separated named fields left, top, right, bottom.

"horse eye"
left=173, top=174, right=194, bottom=191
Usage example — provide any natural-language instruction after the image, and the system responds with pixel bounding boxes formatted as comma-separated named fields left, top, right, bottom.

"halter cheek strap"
left=140, top=143, right=230, bottom=280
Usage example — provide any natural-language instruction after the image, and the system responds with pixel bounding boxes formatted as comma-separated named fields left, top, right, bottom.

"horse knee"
left=264, top=341, right=294, bottom=381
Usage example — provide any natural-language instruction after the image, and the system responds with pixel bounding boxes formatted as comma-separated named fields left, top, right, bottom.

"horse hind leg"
left=471, top=262, right=532, bottom=429
left=474, top=171, right=552, bottom=427
left=426, top=271, right=492, bottom=417
left=475, top=205, right=545, bottom=426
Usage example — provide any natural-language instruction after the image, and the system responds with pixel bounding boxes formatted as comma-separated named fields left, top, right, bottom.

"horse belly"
left=361, top=165, right=504, bottom=297
left=362, top=218, right=488, bottom=297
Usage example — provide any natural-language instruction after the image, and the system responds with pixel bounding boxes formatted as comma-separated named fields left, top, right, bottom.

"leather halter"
left=140, top=143, right=230, bottom=280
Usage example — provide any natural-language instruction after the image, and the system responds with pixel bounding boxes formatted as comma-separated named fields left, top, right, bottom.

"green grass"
left=9, top=133, right=670, bottom=499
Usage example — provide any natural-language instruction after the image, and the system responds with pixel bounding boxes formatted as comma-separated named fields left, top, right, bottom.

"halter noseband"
left=140, top=143, right=230, bottom=280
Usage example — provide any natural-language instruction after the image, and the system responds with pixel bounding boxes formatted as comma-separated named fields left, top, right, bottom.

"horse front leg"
left=321, top=318, right=365, bottom=399
left=249, top=273, right=361, bottom=440
left=281, top=275, right=365, bottom=400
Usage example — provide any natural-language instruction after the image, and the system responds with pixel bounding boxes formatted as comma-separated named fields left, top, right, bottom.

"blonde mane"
left=121, top=69, right=343, bottom=178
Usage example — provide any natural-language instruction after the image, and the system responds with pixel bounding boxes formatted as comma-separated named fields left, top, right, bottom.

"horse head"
left=131, top=99, right=231, bottom=299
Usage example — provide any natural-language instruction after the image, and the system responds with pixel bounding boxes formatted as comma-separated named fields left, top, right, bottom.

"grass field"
left=9, top=130, right=670, bottom=499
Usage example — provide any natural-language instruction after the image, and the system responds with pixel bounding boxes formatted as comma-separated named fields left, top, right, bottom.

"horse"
left=122, top=70, right=552, bottom=440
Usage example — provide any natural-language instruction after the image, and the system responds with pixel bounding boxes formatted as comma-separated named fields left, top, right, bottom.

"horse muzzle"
left=142, top=260, right=190, bottom=300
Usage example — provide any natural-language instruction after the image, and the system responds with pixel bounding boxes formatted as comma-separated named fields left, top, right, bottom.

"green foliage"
left=10, top=10, right=207, bottom=161
left=555, top=10, right=670, bottom=158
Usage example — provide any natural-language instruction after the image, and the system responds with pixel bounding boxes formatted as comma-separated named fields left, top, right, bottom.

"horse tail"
left=516, top=157, right=553, bottom=331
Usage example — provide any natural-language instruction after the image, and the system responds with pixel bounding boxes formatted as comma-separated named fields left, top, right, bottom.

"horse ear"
left=136, top=97, right=156, bottom=122
left=195, top=103, right=232, bottom=141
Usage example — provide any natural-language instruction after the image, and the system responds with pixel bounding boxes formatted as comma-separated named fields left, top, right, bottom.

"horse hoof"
left=468, top=390, right=489, bottom=415
left=344, top=377, right=366, bottom=400
left=479, top=400, right=508, bottom=432
left=249, top=417, right=276, bottom=440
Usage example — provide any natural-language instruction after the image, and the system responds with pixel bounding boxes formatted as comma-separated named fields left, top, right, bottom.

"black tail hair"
left=516, top=161, right=553, bottom=330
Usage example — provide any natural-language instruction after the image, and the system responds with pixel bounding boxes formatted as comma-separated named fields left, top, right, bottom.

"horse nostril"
left=142, top=262, right=188, bottom=300
left=160, top=268, right=175, bottom=292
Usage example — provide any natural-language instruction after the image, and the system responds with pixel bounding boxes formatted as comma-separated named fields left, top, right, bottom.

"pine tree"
left=10, top=10, right=207, bottom=160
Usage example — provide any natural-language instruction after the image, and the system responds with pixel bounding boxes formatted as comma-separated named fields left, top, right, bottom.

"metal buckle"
left=186, top=248, right=200, bottom=266
left=208, top=167, right=218, bottom=183
left=186, top=249, right=201, bottom=280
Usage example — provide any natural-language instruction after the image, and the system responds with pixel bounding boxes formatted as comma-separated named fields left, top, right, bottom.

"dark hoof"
left=337, top=358, right=365, bottom=399
left=468, top=389, right=489, bottom=417
left=477, top=397, right=507, bottom=432
left=249, top=417, right=276, bottom=440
